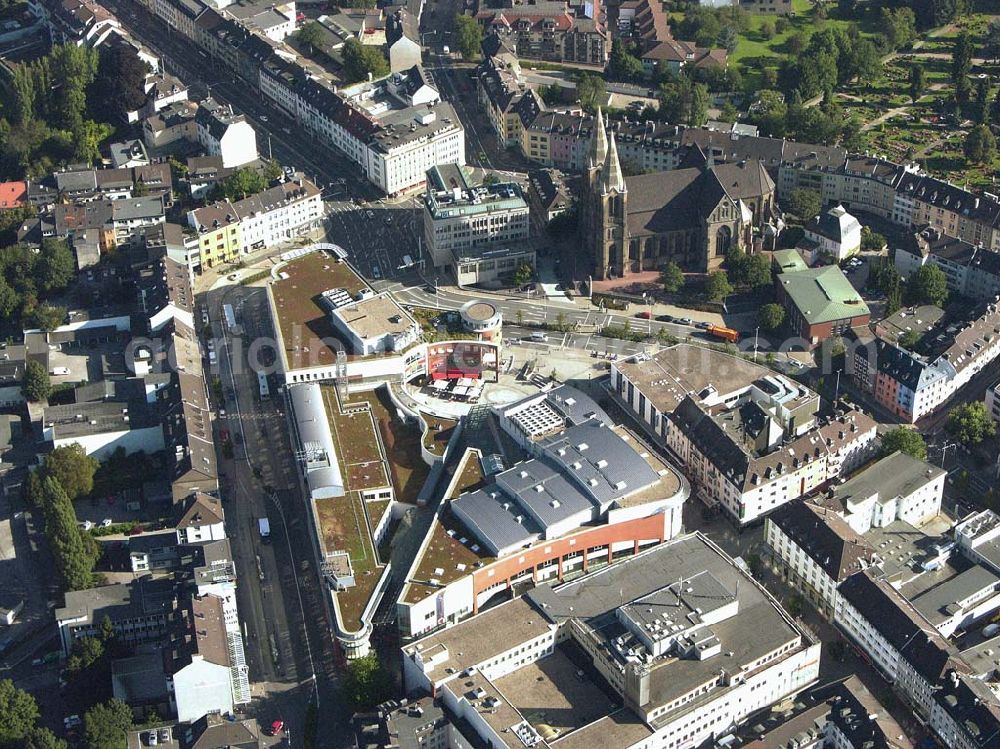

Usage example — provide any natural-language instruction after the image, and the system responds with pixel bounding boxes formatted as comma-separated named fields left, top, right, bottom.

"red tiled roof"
left=0, top=181, right=26, bottom=209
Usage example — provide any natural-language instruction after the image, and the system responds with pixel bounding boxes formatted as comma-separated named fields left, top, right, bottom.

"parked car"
left=696, top=321, right=711, bottom=329
left=270, top=720, right=285, bottom=736
left=100, top=518, right=113, bottom=528
left=635, top=311, right=651, bottom=320
left=78, top=520, right=94, bottom=531
left=678, top=318, right=694, bottom=326
left=656, top=314, right=674, bottom=322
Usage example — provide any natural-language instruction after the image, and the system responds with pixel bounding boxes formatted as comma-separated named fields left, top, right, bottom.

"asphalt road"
left=103, top=0, right=381, bottom=202
left=208, top=286, right=343, bottom=747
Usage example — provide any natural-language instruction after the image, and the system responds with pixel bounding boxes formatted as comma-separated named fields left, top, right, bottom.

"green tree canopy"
left=67, top=636, right=106, bottom=677
left=860, top=226, right=886, bottom=251
left=705, top=271, right=733, bottom=301
left=758, top=303, right=785, bottom=331
left=908, top=64, right=926, bottom=103
left=908, top=264, right=948, bottom=307
left=947, top=402, right=997, bottom=446
left=576, top=74, right=606, bottom=113
left=296, top=21, right=326, bottom=55
left=40, top=476, right=99, bottom=591
left=29, top=304, right=66, bottom=331
left=21, top=360, right=51, bottom=402
left=512, top=263, right=533, bottom=287
left=42, top=444, right=98, bottom=501
left=660, top=261, right=684, bottom=293
left=342, top=653, right=392, bottom=711
left=879, top=427, right=927, bottom=460
left=964, top=125, right=997, bottom=166
left=25, top=727, right=69, bottom=749
left=609, top=39, right=643, bottom=81
left=90, top=43, right=149, bottom=123
left=37, top=238, right=75, bottom=293
left=217, top=167, right=268, bottom=201
left=453, top=14, right=483, bottom=61
left=787, top=188, right=822, bottom=220
left=83, top=699, right=132, bottom=749
left=0, top=679, right=39, bottom=744
left=341, top=38, right=389, bottom=83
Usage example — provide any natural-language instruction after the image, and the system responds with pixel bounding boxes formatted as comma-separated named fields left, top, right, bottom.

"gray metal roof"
left=537, top=420, right=659, bottom=511
left=288, top=383, right=344, bottom=499
left=495, top=459, right=596, bottom=529
left=450, top=488, right=540, bottom=556
left=911, top=565, right=1000, bottom=626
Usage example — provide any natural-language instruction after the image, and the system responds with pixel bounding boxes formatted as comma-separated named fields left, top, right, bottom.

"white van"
left=50, top=366, right=71, bottom=376
left=530, top=331, right=547, bottom=342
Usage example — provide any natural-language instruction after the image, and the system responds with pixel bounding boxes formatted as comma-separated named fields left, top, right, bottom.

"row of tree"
left=25, top=445, right=101, bottom=591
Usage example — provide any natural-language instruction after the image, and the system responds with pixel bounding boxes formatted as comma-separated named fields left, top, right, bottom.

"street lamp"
left=753, top=326, right=759, bottom=363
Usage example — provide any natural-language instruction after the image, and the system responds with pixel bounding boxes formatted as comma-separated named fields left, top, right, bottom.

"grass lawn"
left=423, top=415, right=458, bottom=456
left=351, top=386, right=432, bottom=503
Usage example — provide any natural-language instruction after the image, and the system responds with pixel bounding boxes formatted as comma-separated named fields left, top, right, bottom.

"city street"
left=208, top=285, right=342, bottom=747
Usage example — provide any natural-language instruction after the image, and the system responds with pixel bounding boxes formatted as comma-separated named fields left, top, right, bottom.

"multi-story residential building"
left=611, top=345, right=877, bottom=525
left=186, top=199, right=242, bottom=267
left=423, top=164, right=532, bottom=282
left=854, top=299, right=1000, bottom=423
left=152, top=0, right=204, bottom=41
left=988, top=381, right=1000, bottom=424
left=798, top=204, right=862, bottom=263
left=175, top=493, right=225, bottom=544
left=169, top=593, right=250, bottom=722
left=930, top=670, right=1000, bottom=749
left=614, top=0, right=726, bottom=75
left=526, top=168, right=575, bottom=231
left=187, top=175, right=321, bottom=261
left=402, top=533, right=821, bottom=749
left=258, top=62, right=465, bottom=195
left=195, top=99, right=258, bottom=168
left=46, top=0, right=120, bottom=46
left=896, top=226, right=1000, bottom=304
left=476, top=1, right=608, bottom=66
left=776, top=264, right=871, bottom=347
left=230, top=176, right=323, bottom=252
left=766, top=500, right=878, bottom=618
left=476, top=52, right=540, bottom=148
left=835, top=569, right=956, bottom=721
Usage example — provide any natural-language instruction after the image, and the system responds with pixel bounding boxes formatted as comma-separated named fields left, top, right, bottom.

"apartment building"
left=896, top=226, right=1000, bottom=304
left=854, top=299, right=1000, bottom=423
left=476, top=1, right=608, bottom=66
left=765, top=500, right=878, bottom=618
left=259, top=61, right=465, bottom=195
left=930, top=671, right=1000, bottom=749
left=836, top=570, right=956, bottom=720
left=56, top=577, right=176, bottom=653
left=476, top=52, right=540, bottom=147
left=195, top=99, right=258, bottom=168
left=611, top=345, right=876, bottom=525
left=402, top=533, right=821, bottom=749
left=187, top=175, right=322, bottom=260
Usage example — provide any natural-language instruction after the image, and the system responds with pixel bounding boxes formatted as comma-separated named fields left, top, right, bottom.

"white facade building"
left=233, top=177, right=323, bottom=253
left=801, top=204, right=862, bottom=263
left=611, top=346, right=877, bottom=526
left=402, top=534, right=821, bottom=749
left=329, top=293, right=421, bottom=356
left=257, top=62, right=465, bottom=195
left=175, top=493, right=226, bottom=544
left=195, top=101, right=258, bottom=168
left=987, top=381, right=1000, bottom=424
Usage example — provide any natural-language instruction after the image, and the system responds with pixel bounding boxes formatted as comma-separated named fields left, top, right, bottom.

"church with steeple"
left=580, top=109, right=780, bottom=281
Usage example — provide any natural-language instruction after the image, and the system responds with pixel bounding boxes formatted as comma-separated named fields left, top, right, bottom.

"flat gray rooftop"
left=527, top=534, right=803, bottom=718
left=830, top=451, right=944, bottom=512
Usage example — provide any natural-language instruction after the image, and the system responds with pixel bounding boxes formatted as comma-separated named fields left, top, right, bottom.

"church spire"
left=602, top=131, right=626, bottom=194
left=589, top=107, right=607, bottom=168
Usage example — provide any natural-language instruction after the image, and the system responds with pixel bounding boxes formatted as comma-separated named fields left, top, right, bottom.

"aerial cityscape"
left=0, top=0, right=998, bottom=746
